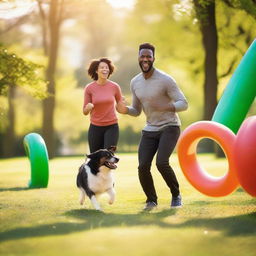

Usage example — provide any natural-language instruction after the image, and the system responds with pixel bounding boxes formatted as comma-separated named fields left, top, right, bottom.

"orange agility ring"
left=234, top=116, right=256, bottom=197
left=177, top=121, right=239, bottom=197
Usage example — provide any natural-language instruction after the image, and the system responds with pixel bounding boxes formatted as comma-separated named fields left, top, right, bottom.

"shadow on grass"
left=189, top=197, right=256, bottom=206
left=0, top=187, right=30, bottom=192
left=0, top=209, right=255, bottom=242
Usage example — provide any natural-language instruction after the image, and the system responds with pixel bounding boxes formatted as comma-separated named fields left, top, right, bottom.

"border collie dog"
left=76, top=146, right=119, bottom=211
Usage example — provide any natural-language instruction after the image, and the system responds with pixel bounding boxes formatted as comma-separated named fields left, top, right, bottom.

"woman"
left=83, top=57, right=127, bottom=153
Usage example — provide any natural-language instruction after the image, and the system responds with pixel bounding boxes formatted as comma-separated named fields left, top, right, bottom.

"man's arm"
left=126, top=88, right=142, bottom=116
left=167, top=78, right=188, bottom=112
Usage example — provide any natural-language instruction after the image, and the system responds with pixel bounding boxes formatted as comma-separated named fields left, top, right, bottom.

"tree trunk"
left=42, top=0, right=62, bottom=158
left=3, top=85, right=15, bottom=157
left=194, top=0, right=218, bottom=153
left=194, top=0, right=218, bottom=120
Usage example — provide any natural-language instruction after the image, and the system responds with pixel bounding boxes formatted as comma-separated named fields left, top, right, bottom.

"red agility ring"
left=177, top=121, right=239, bottom=197
left=234, top=116, right=256, bottom=197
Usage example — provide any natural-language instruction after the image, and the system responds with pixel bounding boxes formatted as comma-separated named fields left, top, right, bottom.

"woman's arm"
left=83, top=103, right=94, bottom=115
left=83, top=85, right=94, bottom=115
left=116, top=97, right=128, bottom=114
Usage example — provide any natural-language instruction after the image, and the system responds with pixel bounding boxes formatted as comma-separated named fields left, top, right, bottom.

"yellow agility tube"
left=177, top=121, right=239, bottom=197
left=23, top=133, right=49, bottom=188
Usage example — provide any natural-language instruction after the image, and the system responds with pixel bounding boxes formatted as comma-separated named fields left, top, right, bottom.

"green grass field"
left=0, top=153, right=255, bottom=256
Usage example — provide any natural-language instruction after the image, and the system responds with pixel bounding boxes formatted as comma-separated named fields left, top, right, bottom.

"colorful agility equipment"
left=212, top=39, right=256, bottom=133
left=233, top=116, right=256, bottom=197
left=23, top=133, right=49, bottom=188
left=177, top=39, right=256, bottom=197
left=177, top=117, right=256, bottom=197
left=177, top=121, right=239, bottom=197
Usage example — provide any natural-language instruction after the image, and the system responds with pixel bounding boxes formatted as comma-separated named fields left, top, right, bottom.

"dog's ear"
left=86, top=151, right=100, bottom=159
left=108, top=146, right=116, bottom=153
left=86, top=153, right=94, bottom=159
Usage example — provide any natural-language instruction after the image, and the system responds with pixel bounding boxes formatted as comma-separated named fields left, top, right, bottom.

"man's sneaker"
left=143, top=201, right=157, bottom=211
left=171, top=194, right=182, bottom=208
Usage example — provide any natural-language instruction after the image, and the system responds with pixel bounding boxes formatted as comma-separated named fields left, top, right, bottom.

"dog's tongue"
left=105, top=161, right=117, bottom=169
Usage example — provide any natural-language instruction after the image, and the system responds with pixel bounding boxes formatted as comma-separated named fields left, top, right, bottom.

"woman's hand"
left=83, top=103, right=94, bottom=115
left=116, top=97, right=128, bottom=114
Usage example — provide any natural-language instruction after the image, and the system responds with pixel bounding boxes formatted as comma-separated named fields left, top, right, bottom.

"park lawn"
left=0, top=153, right=255, bottom=256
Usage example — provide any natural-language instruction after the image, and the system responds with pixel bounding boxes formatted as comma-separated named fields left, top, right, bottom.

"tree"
left=191, top=0, right=256, bottom=153
left=190, top=0, right=218, bottom=153
left=38, top=0, right=64, bottom=158
left=0, top=46, right=47, bottom=157
left=193, top=0, right=218, bottom=121
left=189, top=0, right=256, bottom=123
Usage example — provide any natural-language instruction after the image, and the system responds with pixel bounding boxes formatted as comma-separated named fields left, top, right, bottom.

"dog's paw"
left=108, top=199, right=115, bottom=205
left=79, top=192, right=85, bottom=205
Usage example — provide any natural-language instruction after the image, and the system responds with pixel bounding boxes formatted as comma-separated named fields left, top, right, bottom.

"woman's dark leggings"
left=88, top=123, right=119, bottom=153
left=138, top=126, right=181, bottom=204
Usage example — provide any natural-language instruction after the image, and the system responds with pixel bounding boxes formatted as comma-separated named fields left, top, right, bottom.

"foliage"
left=0, top=46, right=48, bottom=99
left=222, top=0, right=256, bottom=18
left=217, top=1, right=256, bottom=96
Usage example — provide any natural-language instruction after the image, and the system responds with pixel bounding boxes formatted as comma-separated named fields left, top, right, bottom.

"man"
left=123, top=42, right=188, bottom=210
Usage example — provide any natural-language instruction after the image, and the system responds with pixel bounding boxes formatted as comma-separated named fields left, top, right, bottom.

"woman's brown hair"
left=87, top=57, right=115, bottom=80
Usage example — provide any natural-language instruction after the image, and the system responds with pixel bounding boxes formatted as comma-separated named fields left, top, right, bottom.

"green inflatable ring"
left=212, top=39, right=256, bottom=133
left=23, top=133, right=49, bottom=188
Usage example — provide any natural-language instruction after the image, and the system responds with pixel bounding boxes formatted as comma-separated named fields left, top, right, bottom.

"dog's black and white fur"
left=76, top=146, right=119, bottom=211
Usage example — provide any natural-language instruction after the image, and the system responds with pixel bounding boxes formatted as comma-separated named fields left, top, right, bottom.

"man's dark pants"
left=138, top=126, right=180, bottom=204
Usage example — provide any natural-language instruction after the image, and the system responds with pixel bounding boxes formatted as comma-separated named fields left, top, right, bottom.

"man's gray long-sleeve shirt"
left=127, top=69, right=188, bottom=131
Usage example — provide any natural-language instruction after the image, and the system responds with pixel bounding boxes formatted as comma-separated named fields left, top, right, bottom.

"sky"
left=106, top=0, right=135, bottom=9
left=0, top=0, right=136, bottom=20
left=0, top=0, right=37, bottom=19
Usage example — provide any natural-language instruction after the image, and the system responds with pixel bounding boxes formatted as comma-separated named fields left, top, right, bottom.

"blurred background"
left=0, top=0, right=256, bottom=158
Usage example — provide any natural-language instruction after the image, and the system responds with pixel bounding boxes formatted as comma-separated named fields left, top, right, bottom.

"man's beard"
left=139, top=61, right=153, bottom=73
